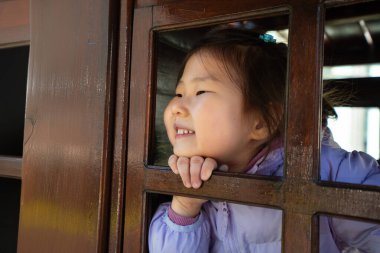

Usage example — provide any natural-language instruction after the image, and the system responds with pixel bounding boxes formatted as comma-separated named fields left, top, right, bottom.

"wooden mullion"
left=283, top=3, right=322, bottom=250
left=312, top=185, right=380, bottom=220
left=123, top=7, right=152, bottom=253
left=145, top=168, right=284, bottom=207
left=283, top=211, right=314, bottom=253
left=0, top=156, right=22, bottom=179
left=286, top=1, right=322, bottom=180
left=0, top=0, right=29, bottom=47
left=152, top=0, right=289, bottom=27
left=108, top=0, right=134, bottom=252
left=145, top=169, right=380, bottom=218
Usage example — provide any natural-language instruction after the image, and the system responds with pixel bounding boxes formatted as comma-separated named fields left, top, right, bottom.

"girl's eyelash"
left=196, top=90, right=207, bottom=96
left=175, top=93, right=182, bottom=97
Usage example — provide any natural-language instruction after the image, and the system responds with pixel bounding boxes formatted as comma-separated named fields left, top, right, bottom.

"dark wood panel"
left=17, top=0, right=115, bottom=252
left=0, top=156, right=22, bottom=179
left=152, top=0, right=288, bottom=27
left=123, top=7, right=152, bottom=253
left=0, top=0, right=29, bottom=47
left=108, top=0, right=134, bottom=252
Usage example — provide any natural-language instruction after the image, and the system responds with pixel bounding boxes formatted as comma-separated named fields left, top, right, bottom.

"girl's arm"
left=320, top=145, right=380, bottom=185
left=148, top=155, right=218, bottom=253
left=321, top=145, right=380, bottom=252
left=329, top=217, right=380, bottom=252
left=168, top=155, right=218, bottom=216
left=148, top=202, right=211, bottom=253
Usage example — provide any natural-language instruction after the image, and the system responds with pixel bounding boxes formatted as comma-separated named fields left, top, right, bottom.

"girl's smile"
left=175, top=125, right=195, bottom=138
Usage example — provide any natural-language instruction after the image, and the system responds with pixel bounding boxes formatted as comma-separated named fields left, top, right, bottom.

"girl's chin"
left=173, top=149, right=204, bottom=158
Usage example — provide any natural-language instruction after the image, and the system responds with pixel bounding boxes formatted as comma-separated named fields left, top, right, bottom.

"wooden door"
left=16, top=0, right=124, bottom=252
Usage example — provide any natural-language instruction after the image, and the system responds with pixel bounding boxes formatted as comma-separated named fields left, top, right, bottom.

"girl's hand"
left=168, top=154, right=218, bottom=189
left=168, top=155, right=228, bottom=217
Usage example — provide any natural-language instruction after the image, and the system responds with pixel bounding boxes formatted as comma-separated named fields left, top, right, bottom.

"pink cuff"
left=168, top=206, right=199, bottom=226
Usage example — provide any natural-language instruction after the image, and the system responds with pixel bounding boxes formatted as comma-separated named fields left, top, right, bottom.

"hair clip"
left=259, top=34, right=276, bottom=43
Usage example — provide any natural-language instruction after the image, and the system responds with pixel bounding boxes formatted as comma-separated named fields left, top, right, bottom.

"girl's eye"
left=196, top=90, right=207, bottom=96
left=175, top=93, right=183, bottom=98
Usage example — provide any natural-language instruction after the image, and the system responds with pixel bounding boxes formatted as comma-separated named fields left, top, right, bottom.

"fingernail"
left=192, top=182, right=201, bottom=188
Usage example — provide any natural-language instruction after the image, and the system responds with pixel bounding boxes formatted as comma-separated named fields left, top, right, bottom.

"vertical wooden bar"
left=283, top=212, right=312, bottom=252
left=17, top=0, right=115, bottom=252
left=108, top=0, right=134, bottom=252
left=283, top=1, right=323, bottom=252
left=123, top=7, right=152, bottom=253
left=286, top=0, right=323, bottom=181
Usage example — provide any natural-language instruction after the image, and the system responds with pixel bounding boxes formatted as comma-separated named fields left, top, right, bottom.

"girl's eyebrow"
left=178, top=74, right=219, bottom=85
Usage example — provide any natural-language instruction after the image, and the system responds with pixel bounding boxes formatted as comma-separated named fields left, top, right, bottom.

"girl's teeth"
left=177, top=129, right=194, bottom=135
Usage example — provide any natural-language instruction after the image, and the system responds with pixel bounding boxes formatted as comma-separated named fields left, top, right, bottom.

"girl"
left=149, top=27, right=380, bottom=253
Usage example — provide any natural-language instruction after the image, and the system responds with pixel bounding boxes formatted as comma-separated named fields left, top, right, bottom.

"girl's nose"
left=171, top=99, right=189, bottom=117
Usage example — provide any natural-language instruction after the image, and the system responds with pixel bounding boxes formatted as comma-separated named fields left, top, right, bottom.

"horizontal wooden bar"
left=137, top=0, right=288, bottom=9
left=144, top=167, right=380, bottom=220
left=0, top=156, right=22, bottom=179
left=145, top=167, right=284, bottom=208
left=0, top=0, right=30, bottom=46
left=311, top=184, right=380, bottom=221
left=152, top=0, right=288, bottom=27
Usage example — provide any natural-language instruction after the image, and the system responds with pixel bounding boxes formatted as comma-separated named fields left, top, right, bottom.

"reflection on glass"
left=323, top=2, right=380, bottom=162
left=323, top=63, right=380, bottom=79
left=328, top=107, right=380, bottom=159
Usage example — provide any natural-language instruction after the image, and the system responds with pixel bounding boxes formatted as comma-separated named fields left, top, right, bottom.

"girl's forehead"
left=183, top=52, right=229, bottom=80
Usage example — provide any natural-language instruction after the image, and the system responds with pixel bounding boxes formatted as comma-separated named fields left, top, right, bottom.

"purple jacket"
left=149, top=144, right=380, bottom=253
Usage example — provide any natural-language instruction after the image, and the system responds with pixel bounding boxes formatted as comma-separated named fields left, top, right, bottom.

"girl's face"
left=164, top=52, right=268, bottom=172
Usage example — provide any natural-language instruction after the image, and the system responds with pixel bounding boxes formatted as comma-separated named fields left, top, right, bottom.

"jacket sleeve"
left=329, top=217, right=380, bottom=253
left=321, top=145, right=380, bottom=252
left=148, top=202, right=211, bottom=253
left=320, top=145, right=380, bottom=185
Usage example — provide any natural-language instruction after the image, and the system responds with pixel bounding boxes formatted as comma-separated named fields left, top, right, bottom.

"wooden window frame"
left=0, top=0, right=29, bottom=179
left=121, top=0, right=380, bottom=252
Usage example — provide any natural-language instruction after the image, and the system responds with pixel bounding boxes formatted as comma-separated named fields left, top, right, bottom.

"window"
left=124, top=1, right=380, bottom=252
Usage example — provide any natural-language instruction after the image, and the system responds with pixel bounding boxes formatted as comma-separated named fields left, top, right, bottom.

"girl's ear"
left=249, top=115, right=270, bottom=141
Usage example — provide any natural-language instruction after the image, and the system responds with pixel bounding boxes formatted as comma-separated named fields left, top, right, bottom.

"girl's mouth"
left=175, top=128, right=195, bottom=138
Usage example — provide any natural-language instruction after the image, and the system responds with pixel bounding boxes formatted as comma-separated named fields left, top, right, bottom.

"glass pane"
left=321, top=2, right=380, bottom=186
left=0, top=46, right=29, bottom=157
left=152, top=15, right=289, bottom=169
left=148, top=193, right=283, bottom=252
left=149, top=14, right=289, bottom=251
left=319, top=214, right=380, bottom=253
left=328, top=107, right=380, bottom=159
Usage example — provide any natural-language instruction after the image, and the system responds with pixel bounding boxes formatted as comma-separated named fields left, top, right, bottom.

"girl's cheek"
left=163, top=105, right=174, bottom=142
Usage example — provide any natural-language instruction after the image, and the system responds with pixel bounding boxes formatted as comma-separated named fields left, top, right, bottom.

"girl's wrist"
left=171, top=196, right=202, bottom=217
